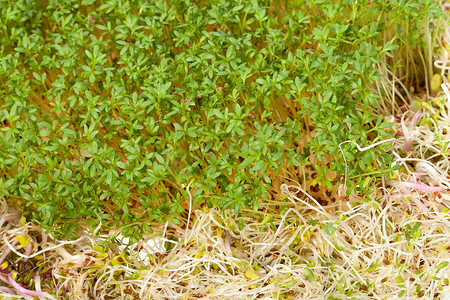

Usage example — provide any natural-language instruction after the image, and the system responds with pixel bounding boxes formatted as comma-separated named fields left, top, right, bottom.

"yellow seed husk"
left=431, top=74, right=442, bottom=92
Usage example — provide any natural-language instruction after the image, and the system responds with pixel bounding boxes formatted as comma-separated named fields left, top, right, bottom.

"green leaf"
left=304, top=267, right=315, bottom=281
left=437, top=261, right=449, bottom=270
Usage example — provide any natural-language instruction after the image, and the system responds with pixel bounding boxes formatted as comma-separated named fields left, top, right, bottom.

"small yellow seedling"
left=16, top=232, right=30, bottom=248
left=20, top=215, right=26, bottom=226
left=95, top=252, right=109, bottom=259
left=93, top=244, right=104, bottom=252
left=245, top=269, right=259, bottom=280
left=194, top=251, right=206, bottom=258
left=111, top=252, right=127, bottom=266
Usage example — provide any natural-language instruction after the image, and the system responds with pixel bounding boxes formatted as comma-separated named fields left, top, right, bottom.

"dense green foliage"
left=0, top=0, right=443, bottom=239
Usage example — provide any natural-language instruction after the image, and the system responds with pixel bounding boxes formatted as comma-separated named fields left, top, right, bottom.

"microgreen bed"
left=1, top=0, right=450, bottom=299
